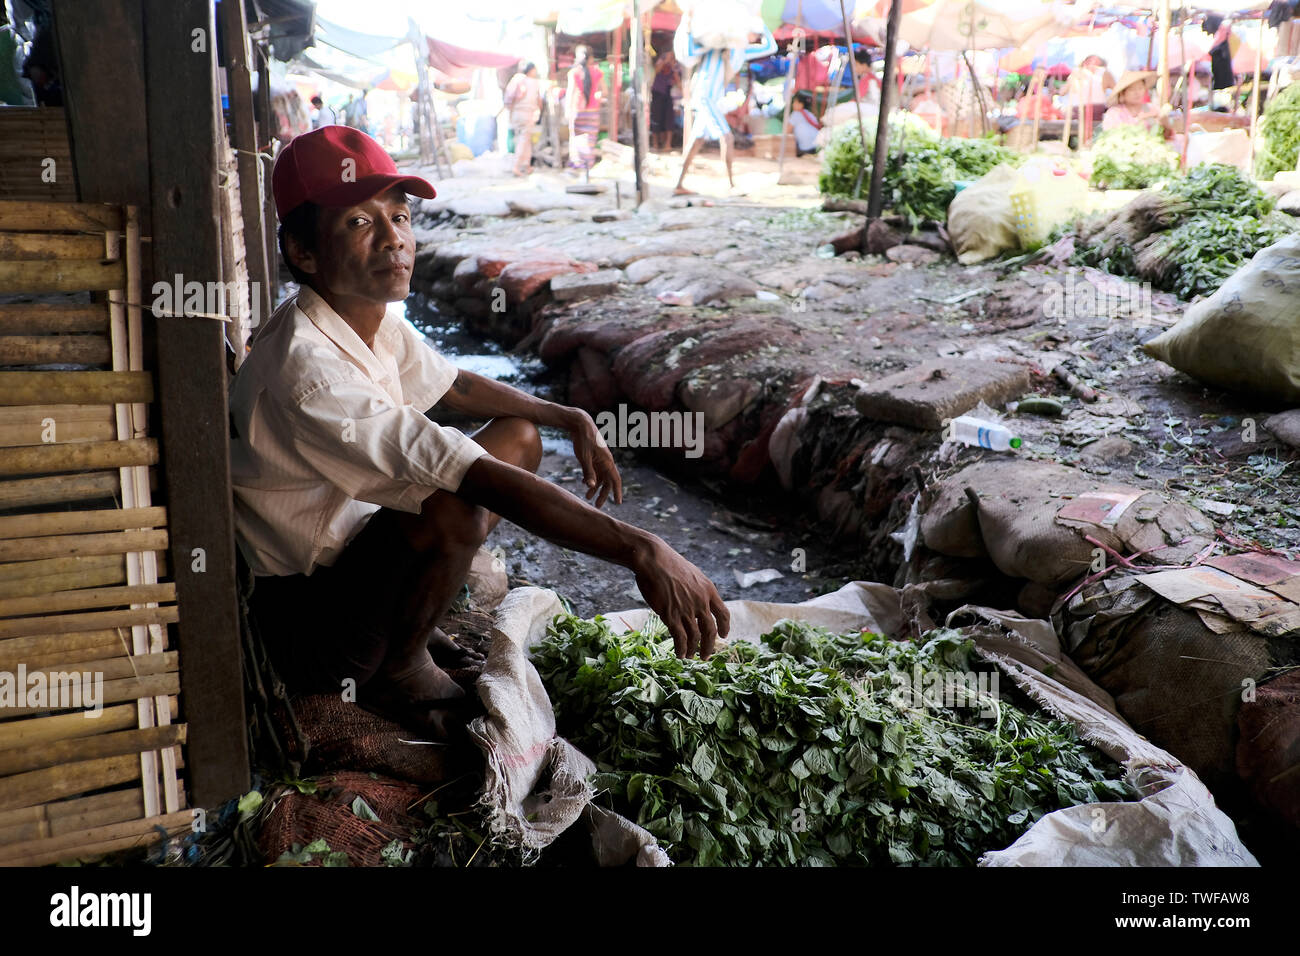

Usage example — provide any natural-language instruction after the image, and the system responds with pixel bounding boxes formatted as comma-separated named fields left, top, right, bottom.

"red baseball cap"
left=271, top=125, right=437, bottom=218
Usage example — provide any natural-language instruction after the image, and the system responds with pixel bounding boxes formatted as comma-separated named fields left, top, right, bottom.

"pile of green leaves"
left=1088, top=125, right=1180, bottom=189
left=818, top=118, right=1017, bottom=226
left=1257, top=81, right=1300, bottom=181
left=534, top=615, right=1133, bottom=867
left=1071, top=163, right=1293, bottom=298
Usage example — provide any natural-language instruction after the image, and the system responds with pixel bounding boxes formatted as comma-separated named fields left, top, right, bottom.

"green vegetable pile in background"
left=1257, top=81, right=1300, bottom=181
left=534, top=615, right=1133, bottom=867
left=818, top=118, right=1019, bottom=227
left=1088, top=126, right=1180, bottom=190
left=1070, top=163, right=1294, bottom=299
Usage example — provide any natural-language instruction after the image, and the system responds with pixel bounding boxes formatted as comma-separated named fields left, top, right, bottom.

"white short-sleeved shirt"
left=229, top=285, right=487, bottom=577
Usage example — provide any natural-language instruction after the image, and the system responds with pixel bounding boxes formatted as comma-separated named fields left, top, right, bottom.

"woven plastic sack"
left=1143, top=231, right=1300, bottom=402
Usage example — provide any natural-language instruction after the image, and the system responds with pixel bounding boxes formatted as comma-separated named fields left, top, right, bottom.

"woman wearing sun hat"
left=1102, top=70, right=1158, bottom=130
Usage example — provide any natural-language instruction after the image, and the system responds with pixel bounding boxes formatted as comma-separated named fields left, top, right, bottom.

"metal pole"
left=867, top=0, right=903, bottom=219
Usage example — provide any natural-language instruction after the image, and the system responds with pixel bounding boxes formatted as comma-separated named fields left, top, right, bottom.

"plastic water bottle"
left=948, top=415, right=1021, bottom=451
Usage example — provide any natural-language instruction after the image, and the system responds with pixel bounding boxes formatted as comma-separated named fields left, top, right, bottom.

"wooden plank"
left=0, top=335, right=111, bottom=366
left=0, top=809, right=192, bottom=866
left=0, top=528, right=167, bottom=563
left=0, top=419, right=116, bottom=447
left=0, top=583, right=175, bottom=619
left=0, top=604, right=177, bottom=640
left=0, top=671, right=179, bottom=717
left=0, top=259, right=127, bottom=294
left=0, top=370, right=152, bottom=405
left=0, top=233, right=106, bottom=260
left=0, top=724, right=184, bottom=776
left=0, top=305, right=107, bottom=335
left=0, top=200, right=121, bottom=233
left=0, top=705, right=137, bottom=754
left=146, top=0, right=248, bottom=809
left=0, top=753, right=140, bottom=812
left=0, top=437, right=156, bottom=476
left=0, top=472, right=119, bottom=510
left=0, top=506, right=165, bottom=539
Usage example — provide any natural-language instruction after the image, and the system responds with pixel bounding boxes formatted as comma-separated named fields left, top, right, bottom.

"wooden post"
left=611, top=22, right=624, bottom=145
left=631, top=0, right=650, bottom=203
left=142, top=0, right=248, bottom=810
left=839, top=0, right=871, bottom=188
left=217, top=0, right=271, bottom=340
left=255, top=42, right=278, bottom=308
left=777, top=31, right=802, bottom=181
left=867, top=0, right=903, bottom=220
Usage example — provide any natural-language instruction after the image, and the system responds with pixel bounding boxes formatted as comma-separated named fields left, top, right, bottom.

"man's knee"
left=487, top=416, right=542, bottom=473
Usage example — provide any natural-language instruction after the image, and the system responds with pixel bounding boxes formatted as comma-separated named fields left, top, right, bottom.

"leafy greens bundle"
left=534, top=615, right=1133, bottom=867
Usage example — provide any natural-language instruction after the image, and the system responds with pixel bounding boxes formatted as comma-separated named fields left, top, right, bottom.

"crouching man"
left=231, top=127, right=729, bottom=739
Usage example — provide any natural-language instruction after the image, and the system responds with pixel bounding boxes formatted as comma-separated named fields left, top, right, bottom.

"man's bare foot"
left=673, top=186, right=696, bottom=195
left=377, top=648, right=465, bottom=702
left=427, top=625, right=484, bottom=669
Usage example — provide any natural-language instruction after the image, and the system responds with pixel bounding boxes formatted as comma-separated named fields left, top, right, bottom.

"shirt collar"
left=296, top=285, right=396, bottom=384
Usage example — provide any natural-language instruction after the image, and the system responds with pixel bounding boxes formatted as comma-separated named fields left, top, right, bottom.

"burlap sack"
left=919, top=460, right=1213, bottom=589
left=948, top=165, right=1023, bottom=264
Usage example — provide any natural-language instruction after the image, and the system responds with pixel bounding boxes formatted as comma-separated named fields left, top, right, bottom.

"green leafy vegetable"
left=535, top=615, right=1133, bottom=867
left=1089, top=126, right=1180, bottom=189
left=1257, top=81, right=1300, bottom=181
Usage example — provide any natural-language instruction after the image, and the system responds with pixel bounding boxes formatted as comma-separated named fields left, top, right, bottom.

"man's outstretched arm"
left=454, top=452, right=729, bottom=659
left=437, top=369, right=622, bottom=507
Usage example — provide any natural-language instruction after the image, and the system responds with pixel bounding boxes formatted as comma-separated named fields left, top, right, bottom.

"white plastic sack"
left=947, top=164, right=1022, bottom=264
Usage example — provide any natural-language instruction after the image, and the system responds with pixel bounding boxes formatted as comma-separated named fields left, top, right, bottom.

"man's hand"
left=632, top=536, right=730, bottom=659
left=561, top=407, right=622, bottom=508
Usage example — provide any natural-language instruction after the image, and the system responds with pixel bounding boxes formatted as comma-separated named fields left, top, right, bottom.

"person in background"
left=502, top=62, right=542, bottom=177
left=788, top=91, right=822, bottom=156
left=1016, top=80, right=1062, bottom=121
left=673, top=18, right=777, bottom=195
left=650, top=50, right=681, bottom=152
left=20, top=24, right=61, bottom=107
left=1102, top=71, right=1158, bottom=130
left=310, top=95, right=338, bottom=129
left=1065, top=54, right=1113, bottom=144
left=566, top=45, right=605, bottom=173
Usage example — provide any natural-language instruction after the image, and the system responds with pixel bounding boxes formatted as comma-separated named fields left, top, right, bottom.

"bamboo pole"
left=0, top=507, right=165, bottom=540
left=1157, top=0, right=1171, bottom=108
left=0, top=404, right=113, bottom=426
left=0, top=672, right=179, bottom=718
left=0, top=418, right=116, bottom=447
left=0, top=437, right=157, bottom=476
left=0, top=583, right=175, bottom=619
left=777, top=31, right=803, bottom=183
left=18, top=651, right=177, bottom=684
left=0, top=565, right=126, bottom=600
left=840, top=0, right=872, bottom=201
left=0, top=200, right=121, bottom=232
left=0, top=753, right=141, bottom=812
left=0, top=336, right=111, bottom=366
left=0, top=629, right=128, bottom=669
left=0, top=725, right=185, bottom=777
left=0, top=371, right=152, bottom=406
left=0, top=260, right=127, bottom=294
left=0, top=707, right=138, bottom=755
left=0, top=787, right=144, bottom=844
left=0, top=603, right=177, bottom=639
left=0, top=305, right=106, bottom=335
left=0, top=528, right=167, bottom=563
left=0, top=809, right=192, bottom=867
left=1250, top=14, right=1265, bottom=175
left=0, top=472, right=120, bottom=510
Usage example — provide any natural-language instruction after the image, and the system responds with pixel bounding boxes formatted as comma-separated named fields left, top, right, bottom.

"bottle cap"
left=1009, top=437, right=1022, bottom=449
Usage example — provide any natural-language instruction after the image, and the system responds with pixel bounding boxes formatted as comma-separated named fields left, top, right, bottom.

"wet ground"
left=407, top=298, right=868, bottom=617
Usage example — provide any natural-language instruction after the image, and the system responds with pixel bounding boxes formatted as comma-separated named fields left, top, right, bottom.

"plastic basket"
left=1008, top=172, right=1086, bottom=249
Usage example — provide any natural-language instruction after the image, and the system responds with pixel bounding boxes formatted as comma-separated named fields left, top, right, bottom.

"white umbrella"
left=898, top=0, right=1084, bottom=53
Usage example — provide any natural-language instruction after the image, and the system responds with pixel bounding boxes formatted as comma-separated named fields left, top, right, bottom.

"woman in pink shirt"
left=566, top=45, right=605, bottom=172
